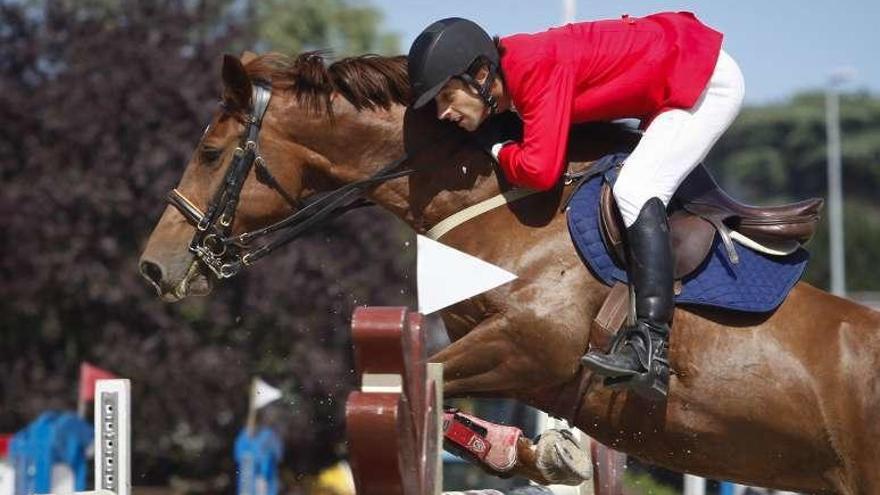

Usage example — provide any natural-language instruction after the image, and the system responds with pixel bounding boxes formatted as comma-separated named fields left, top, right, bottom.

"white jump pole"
left=42, top=379, right=130, bottom=495
left=683, top=474, right=706, bottom=495
left=93, top=379, right=131, bottom=495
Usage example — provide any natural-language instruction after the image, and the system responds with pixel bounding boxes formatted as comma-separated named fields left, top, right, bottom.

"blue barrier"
left=234, top=427, right=283, bottom=495
left=8, top=412, right=92, bottom=494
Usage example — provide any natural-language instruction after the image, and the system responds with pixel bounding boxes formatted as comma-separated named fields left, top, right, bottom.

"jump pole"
left=43, top=379, right=131, bottom=495
left=93, top=379, right=131, bottom=495
left=346, top=307, right=443, bottom=495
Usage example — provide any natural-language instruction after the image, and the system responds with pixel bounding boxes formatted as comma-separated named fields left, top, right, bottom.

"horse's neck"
left=316, top=104, right=507, bottom=234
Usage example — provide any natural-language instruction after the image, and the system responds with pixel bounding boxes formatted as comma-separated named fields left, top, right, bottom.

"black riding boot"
left=580, top=197, right=674, bottom=401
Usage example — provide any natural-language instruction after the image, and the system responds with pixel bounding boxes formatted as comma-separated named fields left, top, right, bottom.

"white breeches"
left=613, top=49, right=745, bottom=227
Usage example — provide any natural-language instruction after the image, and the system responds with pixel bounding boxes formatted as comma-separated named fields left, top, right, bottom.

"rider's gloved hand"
left=471, top=111, right=523, bottom=161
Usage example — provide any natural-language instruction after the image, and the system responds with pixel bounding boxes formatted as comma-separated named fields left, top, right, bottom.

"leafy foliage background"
left=707, top=92, right=880, bottom=291
left=0, top=0, right=409, bottom=491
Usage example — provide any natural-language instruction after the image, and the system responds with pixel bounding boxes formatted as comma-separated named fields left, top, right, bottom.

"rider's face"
left=434, top=78, right=488, bottom=132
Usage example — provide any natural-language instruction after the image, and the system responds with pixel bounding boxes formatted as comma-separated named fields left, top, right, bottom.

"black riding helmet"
left=408, top=17, right=500, bottom=113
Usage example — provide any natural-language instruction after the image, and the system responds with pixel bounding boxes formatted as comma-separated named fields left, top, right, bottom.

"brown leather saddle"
left=588, top=163, right=823, bottom=352
left=599, top=163, right=824, bottom=280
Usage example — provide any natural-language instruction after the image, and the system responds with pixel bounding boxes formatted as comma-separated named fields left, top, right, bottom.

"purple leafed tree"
left=0, top=1, right=412, bottom=489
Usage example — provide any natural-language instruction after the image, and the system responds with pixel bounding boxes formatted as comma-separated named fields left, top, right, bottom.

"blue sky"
left=369, top=0, right=879, bottom=104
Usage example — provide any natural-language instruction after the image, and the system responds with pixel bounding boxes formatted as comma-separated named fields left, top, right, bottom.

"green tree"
left=254, top=0, right=399, bottom=55
left=707, top=92, right=880, bottom=291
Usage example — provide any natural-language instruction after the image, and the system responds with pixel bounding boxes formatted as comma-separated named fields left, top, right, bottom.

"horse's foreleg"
left=432, top=311, right=582, bottom=398
left=430, top=313, right=520, bottom=398
left=431, top=314, right=592, bottom=487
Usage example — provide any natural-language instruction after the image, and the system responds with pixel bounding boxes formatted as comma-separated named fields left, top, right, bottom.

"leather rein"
left=167, top=83, right=416, bottom=279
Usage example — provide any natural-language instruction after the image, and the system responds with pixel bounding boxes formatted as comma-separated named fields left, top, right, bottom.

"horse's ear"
left=240, top=51, right=258, bottom=64
left=222, top=54, right=252, bottom=110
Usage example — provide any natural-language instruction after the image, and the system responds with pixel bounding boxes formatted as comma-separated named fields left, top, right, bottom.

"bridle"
left=167, top=83, right=416, bottom=279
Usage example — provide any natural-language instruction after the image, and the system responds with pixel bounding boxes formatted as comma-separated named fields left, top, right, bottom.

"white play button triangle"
left=252, top=377, right=283, bottom=410
left=417, top=235, right=518, bottom=314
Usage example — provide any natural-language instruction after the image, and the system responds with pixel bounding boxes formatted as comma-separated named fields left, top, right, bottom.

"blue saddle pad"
left=566, top=155, right=809, bottom=313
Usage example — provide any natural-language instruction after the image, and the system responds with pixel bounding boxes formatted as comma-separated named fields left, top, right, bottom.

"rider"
left=407, top=12, right=745, bottom=400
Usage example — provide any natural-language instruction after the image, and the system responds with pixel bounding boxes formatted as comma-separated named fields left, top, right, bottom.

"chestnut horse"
left=139, top=53, right=880, bottom=494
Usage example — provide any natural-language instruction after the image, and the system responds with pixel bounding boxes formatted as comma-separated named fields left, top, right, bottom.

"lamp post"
left=825, top=68, right=855, bottom=297
left=562, top=0, right=576, bottom=23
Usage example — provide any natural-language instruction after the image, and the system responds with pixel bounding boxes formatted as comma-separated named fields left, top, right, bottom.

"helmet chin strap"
left=459, top=68, right=499, bottom=116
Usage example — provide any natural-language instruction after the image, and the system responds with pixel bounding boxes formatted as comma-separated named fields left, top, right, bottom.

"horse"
left=138, top=52, right=880, bottom=494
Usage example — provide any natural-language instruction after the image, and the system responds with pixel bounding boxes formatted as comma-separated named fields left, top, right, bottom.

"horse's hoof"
left=534, top=429, right=592, bottom=485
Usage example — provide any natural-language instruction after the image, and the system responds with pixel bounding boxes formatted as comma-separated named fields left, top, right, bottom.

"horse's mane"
left=245, top=52, right=409, bottom=116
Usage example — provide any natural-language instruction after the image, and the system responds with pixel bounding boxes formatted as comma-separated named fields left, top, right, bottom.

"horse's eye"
left=201, top=147, right=222, bottom=165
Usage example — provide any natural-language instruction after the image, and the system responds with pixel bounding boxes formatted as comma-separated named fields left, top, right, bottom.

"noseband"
left=167, top=83, right=415, bottom=279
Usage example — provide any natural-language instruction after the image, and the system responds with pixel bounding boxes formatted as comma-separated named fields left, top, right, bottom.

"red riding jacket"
left=495, top=12, right=723, bottom=191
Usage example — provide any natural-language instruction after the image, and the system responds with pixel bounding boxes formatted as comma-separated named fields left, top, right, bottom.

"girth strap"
left=426, top=188, right=537, bottom=240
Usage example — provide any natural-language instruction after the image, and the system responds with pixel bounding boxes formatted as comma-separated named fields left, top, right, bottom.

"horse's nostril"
left=139, top=260, right=164, bottom=290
